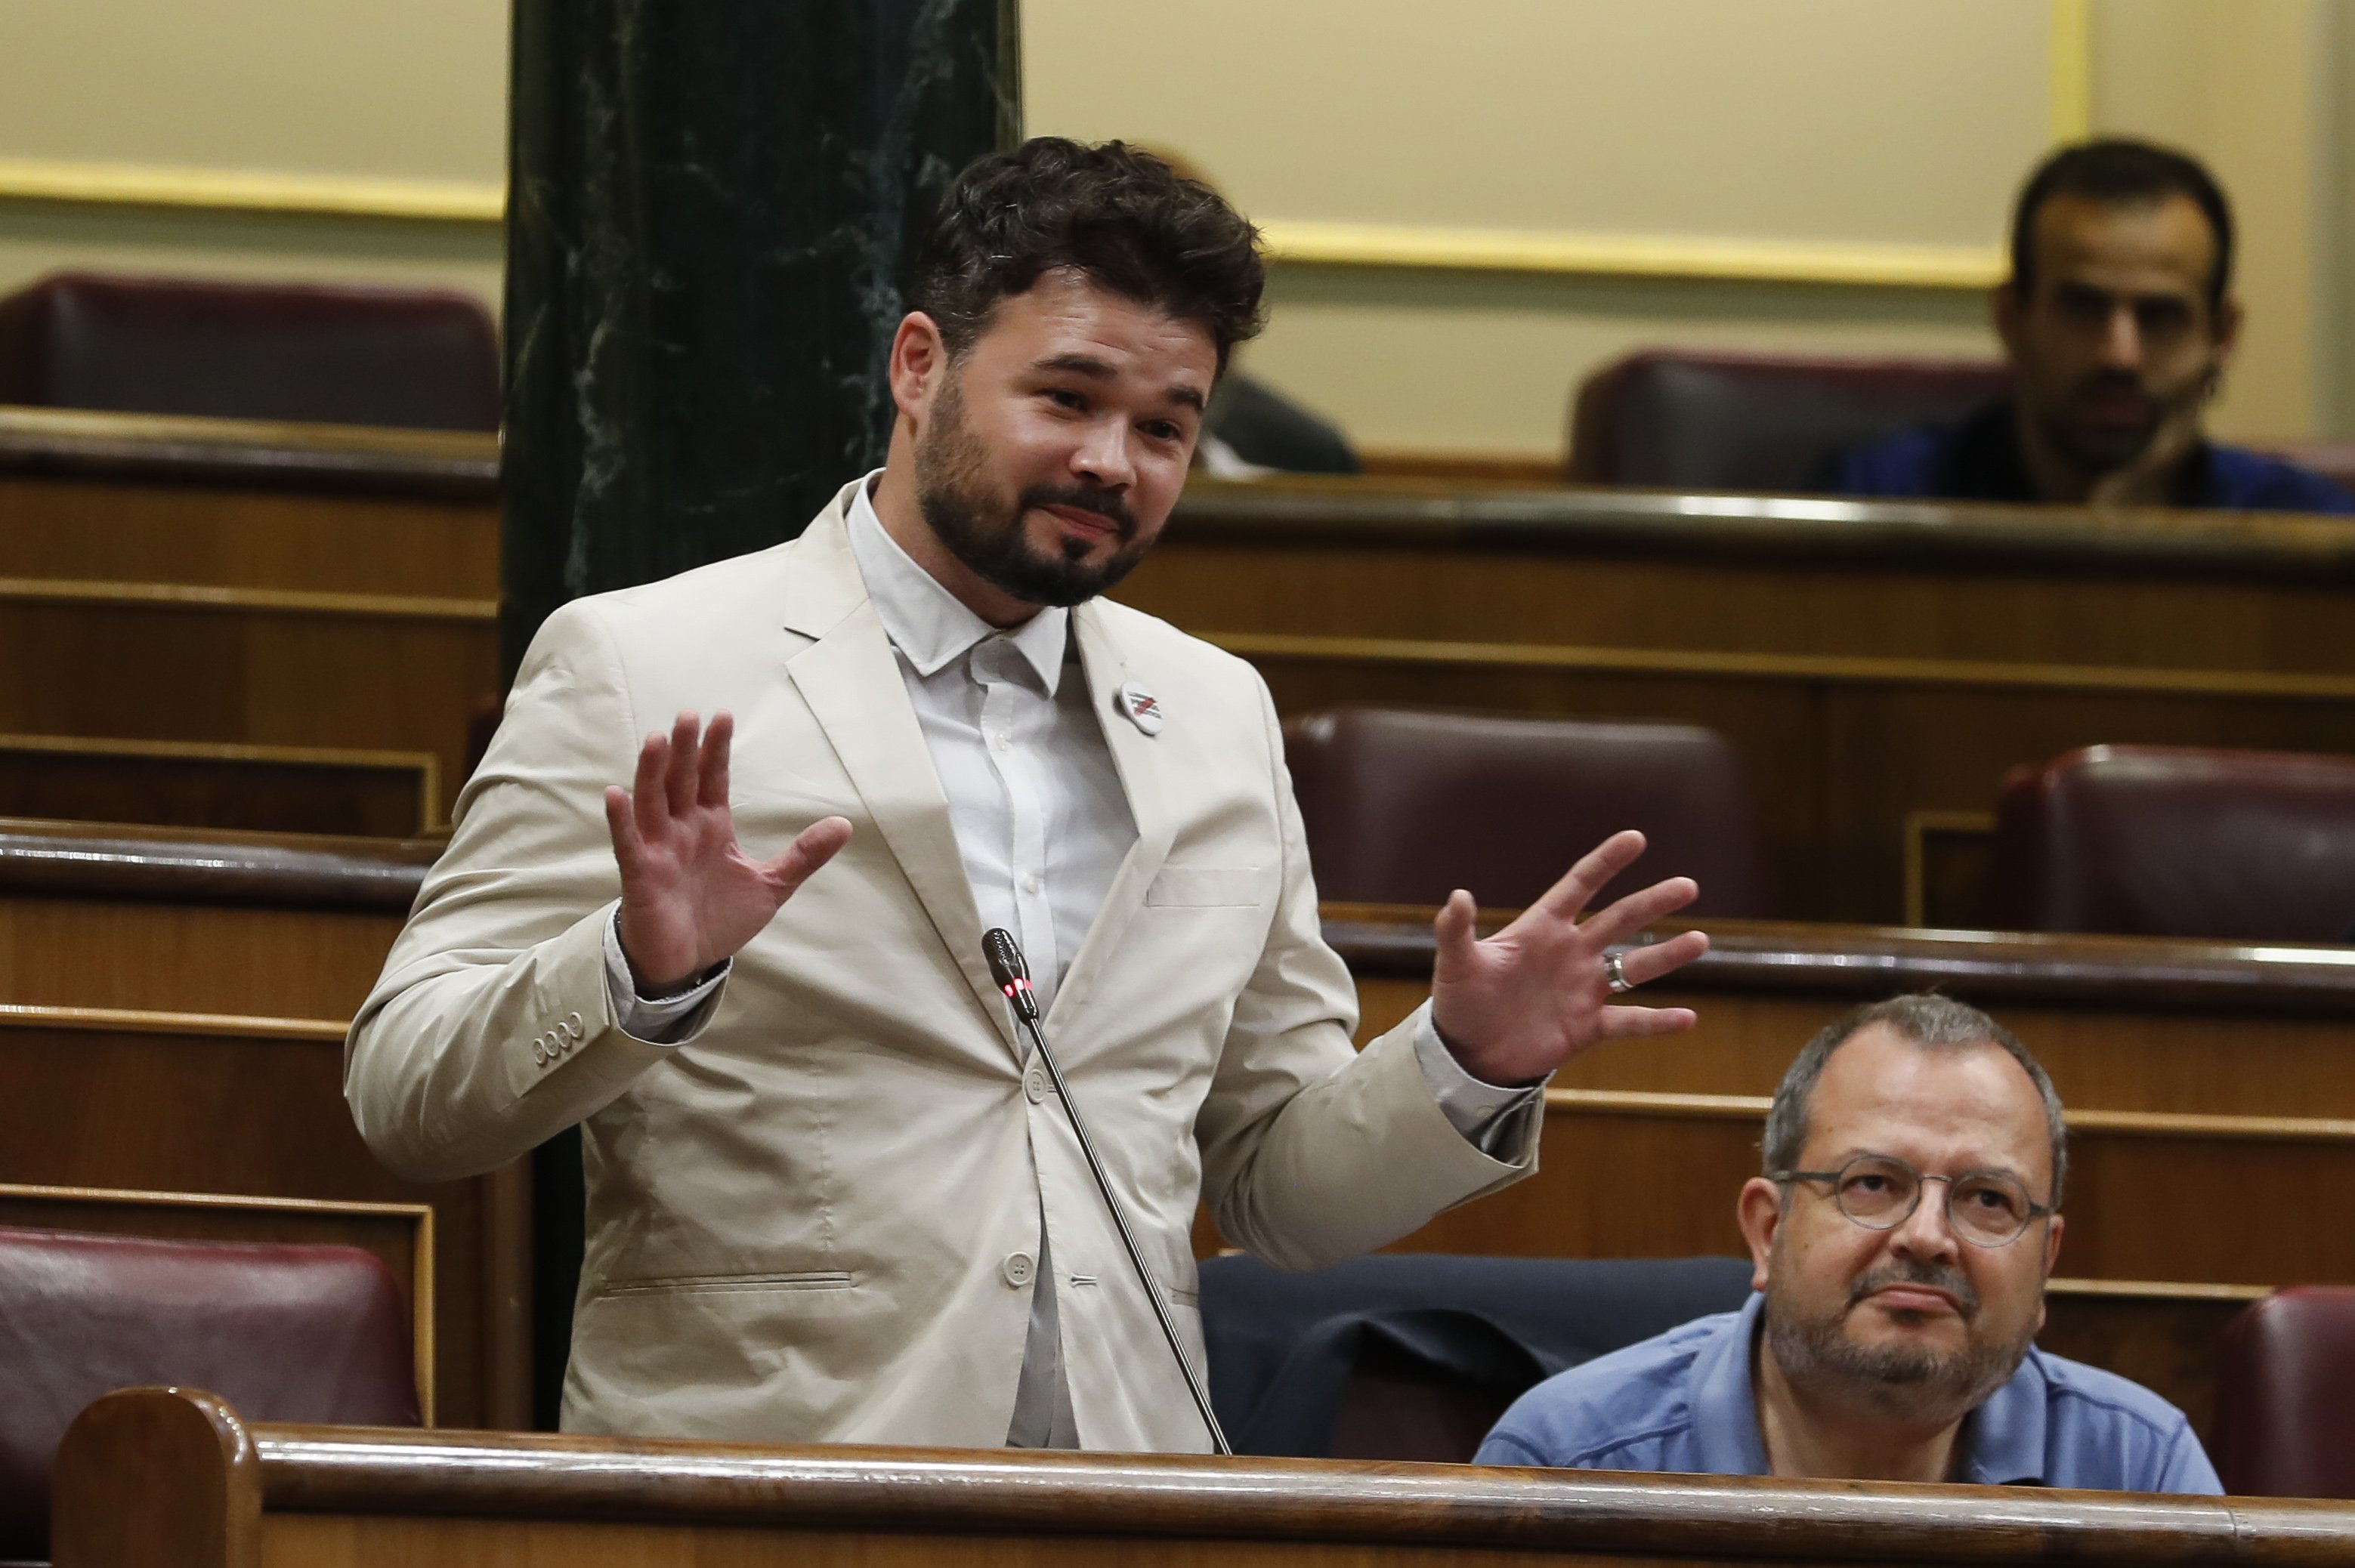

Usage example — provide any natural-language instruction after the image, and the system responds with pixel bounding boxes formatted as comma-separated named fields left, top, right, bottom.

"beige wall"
left=2090, top=0, right=2338, bottom=442
left=0, top=0, right=505, bottom=321
left=1025, top=0, right=2046, bottom=458
left=0, top=0, right=2344, bottom=455
left=0, top=0, right=503, bottom=181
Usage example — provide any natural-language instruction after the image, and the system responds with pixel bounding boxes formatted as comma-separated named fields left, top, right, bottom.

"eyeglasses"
left=1772, top=1153, right=2055, bottom=1249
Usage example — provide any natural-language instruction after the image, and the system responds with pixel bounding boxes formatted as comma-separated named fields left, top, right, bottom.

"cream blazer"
left=345, top=481, right=1538, bottom=1451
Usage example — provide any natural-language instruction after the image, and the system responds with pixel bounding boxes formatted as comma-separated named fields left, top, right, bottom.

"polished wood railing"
left=56, top=1388, right=2355, bottom=1568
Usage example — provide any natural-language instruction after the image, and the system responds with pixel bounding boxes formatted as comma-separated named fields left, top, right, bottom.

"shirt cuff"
left=1410, top=999, right=1545, bottom=1154
left=602, top=909, right=729, bottom=1045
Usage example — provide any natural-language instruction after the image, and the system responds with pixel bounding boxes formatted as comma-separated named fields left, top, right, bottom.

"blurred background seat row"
left=16, top=268, right=2355, bottom=505
left=1565, top=347, right=2355, bottom=500
left=1286, top=706, right=2355, bottom=946
left=0, top=270, right=499, bottom=434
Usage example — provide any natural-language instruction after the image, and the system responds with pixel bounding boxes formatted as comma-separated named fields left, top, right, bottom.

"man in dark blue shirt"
left=1823, top=140, right=2353, bottom=514
left=1477, top=995, right=2221, bottom=1491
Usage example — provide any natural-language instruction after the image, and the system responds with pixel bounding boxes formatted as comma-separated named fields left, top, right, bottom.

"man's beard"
left=912, top=378, right=1151, bottom=609
left=1763, top=1257, right=2032, bottom=1424
left=2038, top=363, right=2211, bottom=476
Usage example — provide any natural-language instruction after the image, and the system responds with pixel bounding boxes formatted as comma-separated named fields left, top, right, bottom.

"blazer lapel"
left=782, top=503, right=1015, bottom=1049
left=1047, top=603, right=1176, bottom=1031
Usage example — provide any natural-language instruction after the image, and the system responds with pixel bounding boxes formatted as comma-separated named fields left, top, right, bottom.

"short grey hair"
left=1761, top=994, right=2066, bottom=1208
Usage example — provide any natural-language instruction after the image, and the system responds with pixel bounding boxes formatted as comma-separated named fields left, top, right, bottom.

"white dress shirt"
left=604, top=472, right=1538, bottom=1446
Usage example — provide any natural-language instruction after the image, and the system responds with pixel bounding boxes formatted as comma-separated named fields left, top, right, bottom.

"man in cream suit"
left=345, top=139, right=1711, bottom=1452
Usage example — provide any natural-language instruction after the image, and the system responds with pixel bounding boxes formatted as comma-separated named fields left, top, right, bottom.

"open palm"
left=1430, top=830, right=1710, bottom=1085
left=605, top=710, right=851, bottom=994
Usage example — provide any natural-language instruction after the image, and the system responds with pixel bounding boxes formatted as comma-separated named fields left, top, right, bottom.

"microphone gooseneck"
left=981, top=928, right=1231, bottom=1455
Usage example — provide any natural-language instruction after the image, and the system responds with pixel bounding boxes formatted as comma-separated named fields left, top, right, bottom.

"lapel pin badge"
left=1115, top=682, right=1164, bottom=736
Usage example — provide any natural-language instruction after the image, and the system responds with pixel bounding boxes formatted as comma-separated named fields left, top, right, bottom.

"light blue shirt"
left=1477, top=1293, right=2221, bottom=1492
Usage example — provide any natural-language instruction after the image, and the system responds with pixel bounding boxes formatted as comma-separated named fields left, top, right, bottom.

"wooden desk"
left=1120, top=480, right=2355, bottom=924
left=1334, top=908, right=2355, bottom=1118
left=0, top=408, right=499, bottom=823
left=56, top=1388, right=2355, bottom=1568
left=0, top=818, right=431, bottom=1017
left=1336, top=911, right=2355, bottom=1277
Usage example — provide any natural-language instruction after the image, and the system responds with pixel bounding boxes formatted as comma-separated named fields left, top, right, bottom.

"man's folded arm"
left=344, top=601, right=722, bottom=1183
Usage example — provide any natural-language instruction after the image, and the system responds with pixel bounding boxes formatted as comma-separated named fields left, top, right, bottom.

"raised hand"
left=604, top=710, right=852, bottom=994
left=1429, top=829, right=1710, bottom=1086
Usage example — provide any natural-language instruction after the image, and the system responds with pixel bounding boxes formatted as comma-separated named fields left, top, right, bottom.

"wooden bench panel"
left=0, top=819, right=429, bottom=1016
left=1395, top=1091, right=2355, bottom=1289
left=1340, top=912, right=2355, bottom=1119
left=1123, top=483, right=2355, bottom=924
left=0, top=734, right=433, bottom=837
left=0, top=590, right=494, bottom=824
left=0, top=1007, right=524, bottom=1430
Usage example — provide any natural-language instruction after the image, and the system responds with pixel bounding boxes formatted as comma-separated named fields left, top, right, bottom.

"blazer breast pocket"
left=1145, top=865, right=1275, bottom=908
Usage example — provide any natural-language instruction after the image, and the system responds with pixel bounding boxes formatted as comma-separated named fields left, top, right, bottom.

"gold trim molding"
left=1257, top=219, right=2003, bottom=291
left=1204, top=629, right=2355, bottom=705
left=0, top=157, right=502, bottom=224
left=2050, top=0, right=2094, bottom=144
left=1543, top=1087, right=2355, bottom=1144
left=0, top=1000, right=349, bottom=1039
left=0, top=0, right=2083, bottom=293
left=0, top=574, right=496, bottom=623
left=0, top=157, right=2006, bottom=291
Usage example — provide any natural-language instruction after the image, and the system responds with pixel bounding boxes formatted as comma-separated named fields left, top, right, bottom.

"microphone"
left=982, top=928, right=1231, bottom=1455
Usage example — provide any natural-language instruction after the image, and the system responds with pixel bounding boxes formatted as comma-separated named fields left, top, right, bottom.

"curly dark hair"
left=907, top=137, right=1266, bottom=374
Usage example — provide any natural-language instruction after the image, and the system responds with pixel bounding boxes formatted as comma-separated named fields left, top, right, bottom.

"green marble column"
left=500, top=0, right=1020, bottom=1424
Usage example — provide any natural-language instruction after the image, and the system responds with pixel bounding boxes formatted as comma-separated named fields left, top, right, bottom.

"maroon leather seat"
left=0, top=271, right=499, bottom=431
left=2269, top=440, right=2355, bottom=499
left=1987, top=745, right=2355, bottom=941
left=1284, top=707, right=1770, bottom=917
left=2217, top=1287, right=2355, bottom=1497
left=0, top=1227, right=419, bottom=1564
left=1567, top=348, right=2011, bottom=491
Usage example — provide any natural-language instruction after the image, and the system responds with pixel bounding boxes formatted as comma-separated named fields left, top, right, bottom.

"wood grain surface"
left=1335, top=910, right=2355, bottom=1116
left=51, top=1389, right=2355, bottom=1568
left=1122, top=480, right=2355, bottom=924
left=0, top=1008, right=525, bottom=1428
left=0, top=819, right=431, bottom=1015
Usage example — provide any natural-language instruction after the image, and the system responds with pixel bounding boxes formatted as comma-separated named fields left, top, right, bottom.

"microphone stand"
left=983, top=928, right=1231, bottom=1455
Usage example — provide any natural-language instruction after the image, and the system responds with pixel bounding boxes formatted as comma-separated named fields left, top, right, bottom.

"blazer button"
left=1002, top=1252, right=1035, bottom=1288
left=1024, top=1066, right=1047, bottom=1103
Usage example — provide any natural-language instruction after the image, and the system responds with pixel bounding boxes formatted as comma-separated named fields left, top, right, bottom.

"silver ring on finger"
left=1604, top=951, right=1635, bottom=995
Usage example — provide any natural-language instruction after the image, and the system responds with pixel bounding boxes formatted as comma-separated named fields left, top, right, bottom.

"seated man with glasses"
left=1476, top=995, right=2219, bottom=1489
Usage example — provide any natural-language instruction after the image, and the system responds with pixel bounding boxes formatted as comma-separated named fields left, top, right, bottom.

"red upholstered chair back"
left=0, top=1227, right=420, bottom=1563
left=1566, top=348, right=2011, bottom=490
left=1987, top=744, right=2355, bottom=941
left=2267, top=440, right=2355, bottom=498
left=0, top=270, right=499, bottom=432
left=2217, top=1288, right=2355, bottom=1497
left=1284, top=707, right=1771, bottom=917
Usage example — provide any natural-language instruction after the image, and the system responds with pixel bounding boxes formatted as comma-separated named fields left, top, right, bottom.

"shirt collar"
left=1708, top=1292, right=2049, bottom=1484
left=1952, top=1346, right=2049, bottom=1484
left=845, top=470, right=1068, bottom=693
left=1689, top=1293, right=1776, bottom=1475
